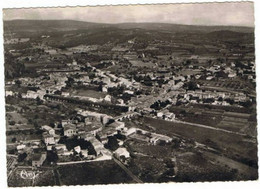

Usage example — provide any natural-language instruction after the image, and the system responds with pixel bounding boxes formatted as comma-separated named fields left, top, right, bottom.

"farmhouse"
left=43, top=132, right=56, bottom=145
left=41, top=125, right=55, bottom=136
left=32, top=152, right=47, bottom=167
left=114, top=147, right=130, bottom=160
left=64, top=124, right=77, bottom=137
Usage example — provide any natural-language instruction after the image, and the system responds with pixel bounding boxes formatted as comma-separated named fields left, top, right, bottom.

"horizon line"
left=3, top=19, right=254, bottom=28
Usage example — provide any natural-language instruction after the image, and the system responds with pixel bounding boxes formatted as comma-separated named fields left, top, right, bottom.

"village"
left=4, top=17, right=257, bottom=185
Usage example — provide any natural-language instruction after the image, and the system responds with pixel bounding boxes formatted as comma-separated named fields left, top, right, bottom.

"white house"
left=125, top=128, right=137, bottom=136
left=43, top=132, right=55, bottom=145
left=74, top=146, right=81, bottom=154
left=41, top=125, right=55, bottom=136
left=5, top=91, right=14, bottom=97
left=64, top=124, right=77, bottom=137
left=61, top=92, right=70, bottom=97
left=104, top=95, right=112, bottom=102
left=114, top=147, right=130, bottom=159
left=81, top=149, right=89, bottom=157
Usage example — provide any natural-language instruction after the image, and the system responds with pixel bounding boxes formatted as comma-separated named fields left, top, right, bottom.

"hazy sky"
left=3, top=2, right=254, bottom=27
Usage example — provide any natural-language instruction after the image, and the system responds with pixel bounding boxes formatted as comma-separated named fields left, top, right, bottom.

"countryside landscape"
left=3, top=3, right=258, bottom=186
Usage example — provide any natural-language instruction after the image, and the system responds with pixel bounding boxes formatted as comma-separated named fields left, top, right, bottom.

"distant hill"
left=4, top=19, right=254, bottom=34
left=3, top=19, right=254, bottom=48
left=3, top=20, right=112, bottom=33
left=115, top=22, right=254, bottom=33
left=205, top=30, right=255, bottom=42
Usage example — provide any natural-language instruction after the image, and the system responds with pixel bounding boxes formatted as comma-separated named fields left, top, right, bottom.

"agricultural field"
left=191, top=103, right=251, bottom=113
left=71, top=89, right=106, bottom=99
left=169, top=104, right=257, bottom=136
left=124, top=136, right=249, bottom=182
left=3, top=9, right=257, bottom=185
left=131, top=116, right=258, bottom=170
left=57, top=160, right=134, bottom=185
left=6, top=132, right=41, bottom=145
left=128, top=156, right=172, bottom=183
left=197, top=78, right=255, bottom=93
left=6, top=111, right=33, bottom=131
left=24, top=62, right=65, bottom=69
left=125, top=139, right=173, bottom=158
left=5, top=96, right=79, bottom=127
left=173, top=151, right=247, bottom=182
left=178, top=69, right=201, bottom=76
left=129, top=60, right=154, bottom=68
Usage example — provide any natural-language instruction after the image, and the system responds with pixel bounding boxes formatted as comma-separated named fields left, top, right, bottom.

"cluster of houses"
left=6, top=40, right=256, bottom=170
left=27, top=106, right=177, bottom=167
left=176, top=89, right=249, bottom=106
left=125, top=127, right=173, bottom=145
left=6, top=60, right=143, bottom=107
left=30, top=109, right=139, bottom=167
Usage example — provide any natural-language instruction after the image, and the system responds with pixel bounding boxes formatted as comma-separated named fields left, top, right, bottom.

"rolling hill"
left=4, top=19, right=254, bottom=34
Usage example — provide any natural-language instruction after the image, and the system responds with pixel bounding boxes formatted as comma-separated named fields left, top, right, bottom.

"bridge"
left=114, top=112, right=140, bottom=122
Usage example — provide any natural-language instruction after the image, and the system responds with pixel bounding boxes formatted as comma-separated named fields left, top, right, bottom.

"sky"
left=3, top=2, right=255, bottom=27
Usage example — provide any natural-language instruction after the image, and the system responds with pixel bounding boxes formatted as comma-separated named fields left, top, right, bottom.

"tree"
left=115, top=132, right=126, bottom=140
left=203, top=98, right=215, bottom=104
left=36, top=97, right=43, bottom=105
left=18, top=152, right=27, bottom=162
left=47, top=151, right=58, bottom=163
left=11, top=137, right=16, bottom=143
left=105, top=136, right=119, bottom=151
left=216, top=70, right=228, bottom=78
left=87, top=142, right=97, bottom=156
left=185, top=81, right=198, bottom=91
left=240, top=100, right=253, bottom=108
left=34, top=122, right=39, bottom=129
left=54, top=90, right=61, bottom=95
left=49, top=122, right=55, bottom=128
left=9, top=120, right=16, bottom=125
left=185, top=60, right=191, bottom=65
left=15, top=80, right=22, bottom=86
left=98, top=83, right=103, bottom=92
left=218, top=97, right=223, bottom=101
left=57, top=123, right=62, bottom=128
left=226, top=98, right=235, bottom=105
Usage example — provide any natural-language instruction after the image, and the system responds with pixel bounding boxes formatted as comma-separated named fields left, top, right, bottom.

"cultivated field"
left=57, top=160, right=134, bottom=185
left=133, top=117, right=258, bottom=169
left=71, top=89, right=106, bottom=99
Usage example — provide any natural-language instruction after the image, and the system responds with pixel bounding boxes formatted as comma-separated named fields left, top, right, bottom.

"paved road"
left=113, top=157, right=143, bottom=183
